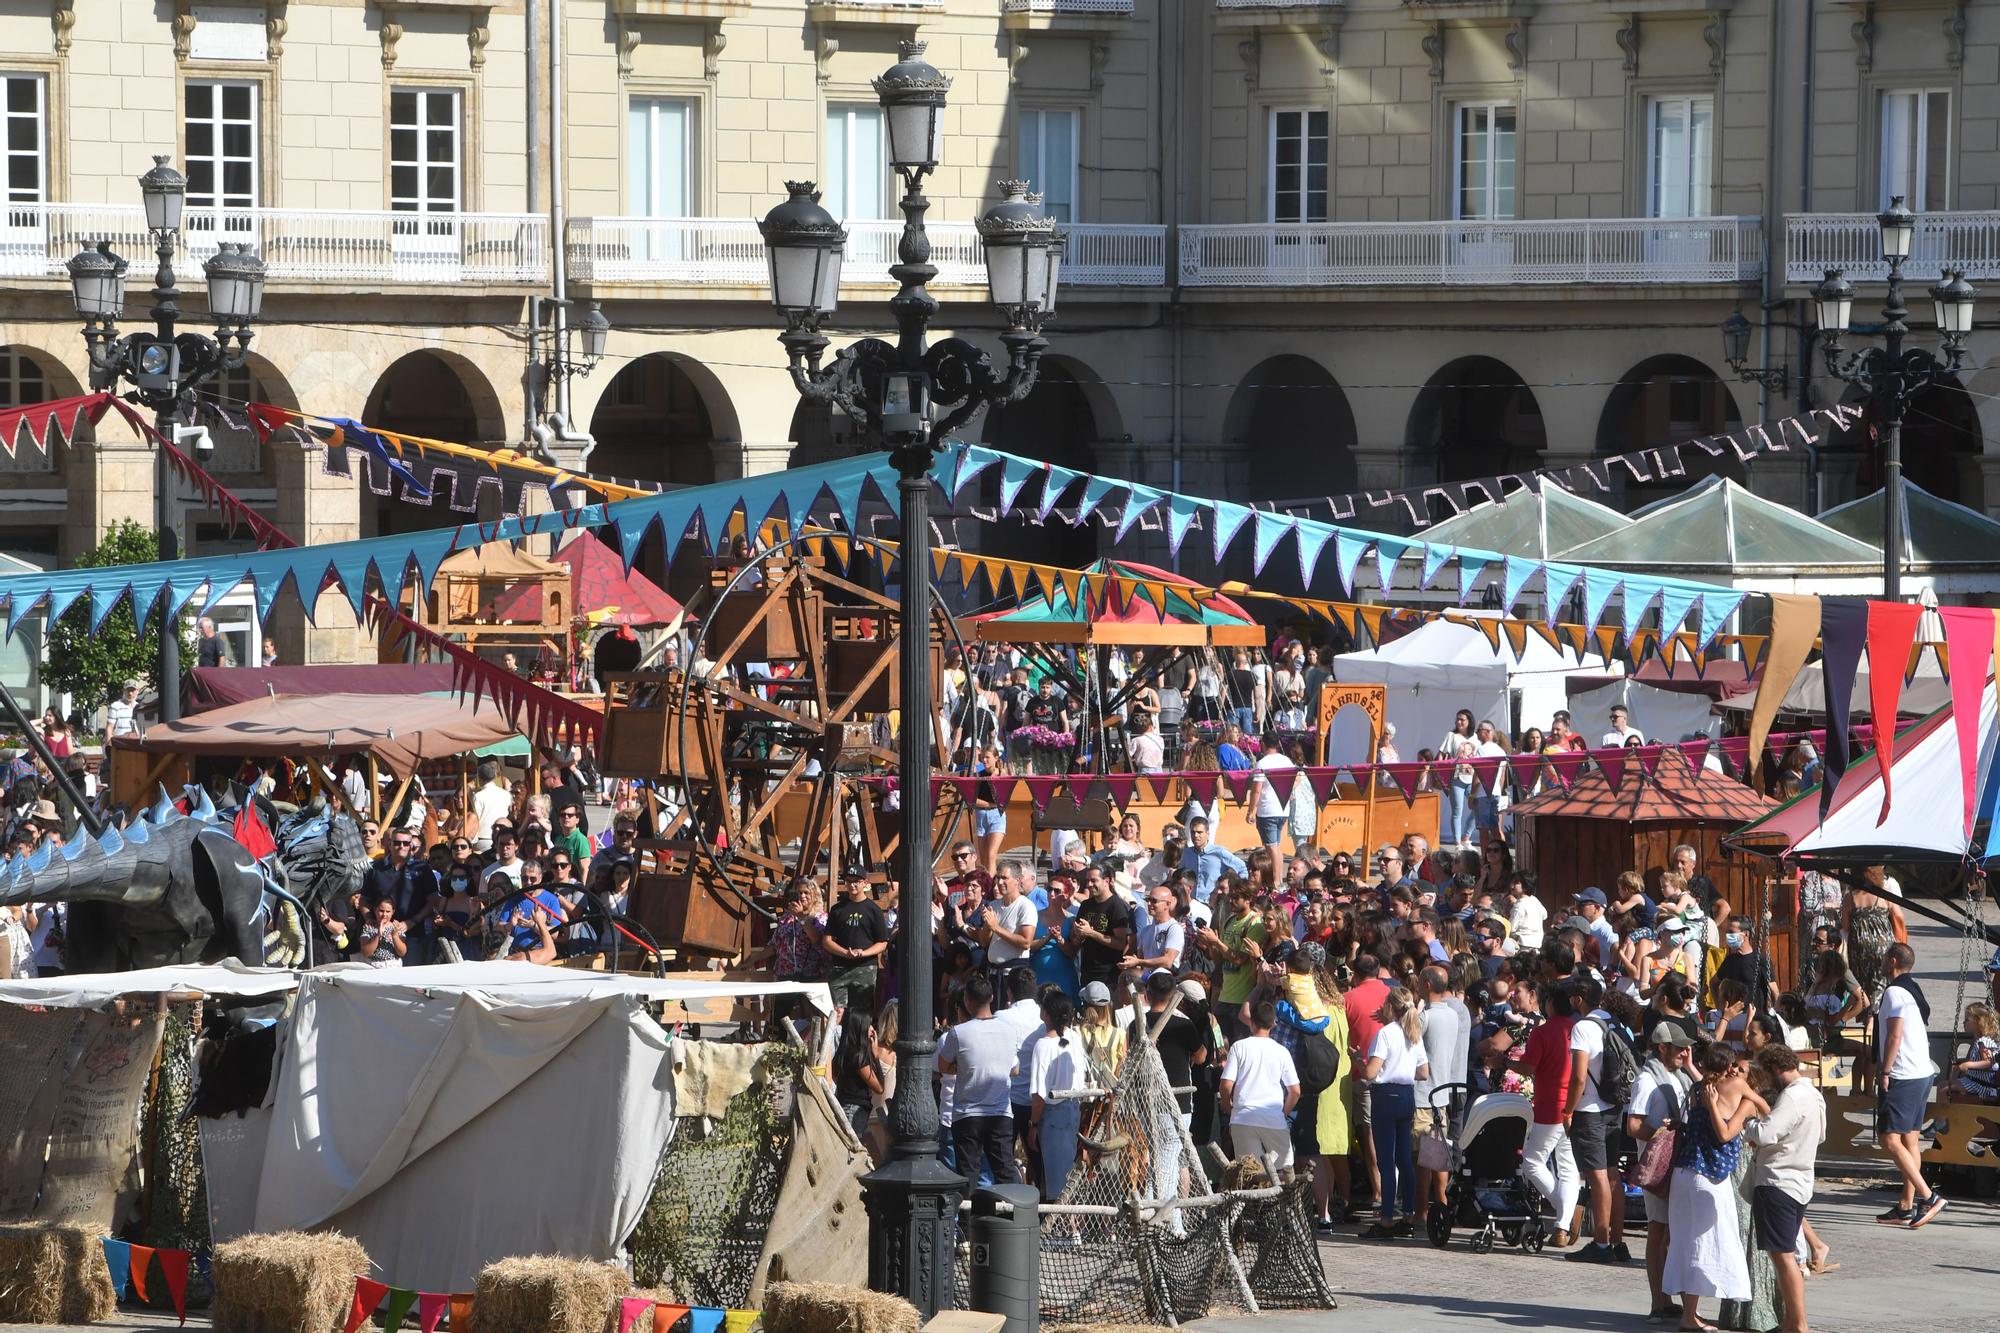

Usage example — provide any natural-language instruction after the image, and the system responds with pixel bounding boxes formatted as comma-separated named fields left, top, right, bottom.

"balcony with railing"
left=1177, top=215, right=1763, bottom=288
left=1001, top=0, right=1134, bottom=13
left=1785, top=211, right=2000, bottom=283
left=566, top=217, right=1168, bottom=290
left=0, top=202, right=548, bottom=287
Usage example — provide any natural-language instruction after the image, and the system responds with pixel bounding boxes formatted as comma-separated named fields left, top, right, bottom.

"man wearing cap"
left=1573, top=887, right=1618, bottom=972
left=823, top=868, right=891, bottom=1017
left=1626, top=1021, right=1695, bottom=1320
left=107, top=680, right=142, bottom=738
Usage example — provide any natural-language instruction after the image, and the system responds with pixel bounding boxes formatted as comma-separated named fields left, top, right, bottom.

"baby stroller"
left=1422, top=1084, right=1550, bottom=1254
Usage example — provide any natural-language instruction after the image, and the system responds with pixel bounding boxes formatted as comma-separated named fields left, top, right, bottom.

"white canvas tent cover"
left=207, top=962, right=830, bottom=1294
left=1566, top=679, right=1722, bottom=748
left=1332, top=617, right=1613, bottom=752
left=0, top=960, right=299, bottom=1008
left=1728, top=682, right=2000, bottom=865
left=1715, top=651, right=1952, bottom=718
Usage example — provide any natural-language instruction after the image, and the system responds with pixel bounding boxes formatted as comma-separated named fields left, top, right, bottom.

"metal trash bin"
left=967, top=1181, right=1040, bottom=1333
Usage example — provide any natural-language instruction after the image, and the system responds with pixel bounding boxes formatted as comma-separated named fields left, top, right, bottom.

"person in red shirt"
left=1343, top=952, right=1394, bottom=1212
left=1513, top=980, right=1584, bottom=1248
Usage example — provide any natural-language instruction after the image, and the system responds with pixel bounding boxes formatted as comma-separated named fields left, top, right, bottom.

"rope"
left=1948, top=871, right=1985, bottom=1058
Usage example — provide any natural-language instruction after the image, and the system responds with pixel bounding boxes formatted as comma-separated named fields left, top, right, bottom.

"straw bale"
left=1221, top=1154, right=1274, bottom=1191
left=211, top=1230, right=371, bottom=1333
left=0, top=1223, right=117, bottom=1324
left=466, top=1255, right=630, bottom=1333
left=760, top=1280, right=920, bottom=1333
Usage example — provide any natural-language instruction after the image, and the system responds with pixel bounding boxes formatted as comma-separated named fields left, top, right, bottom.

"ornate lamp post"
left=65, top=155, right=267, bottom=719
left=759, top=39, right=1060, bottom=1318
left=1813, top=196, right=1978, bottom=601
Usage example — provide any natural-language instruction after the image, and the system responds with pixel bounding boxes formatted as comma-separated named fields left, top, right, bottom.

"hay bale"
left=0, top=1224, right=118, bottom=1324
left=467, top=1255, right=630, bottom=1333
left=761, top=1280, right=920, bottom=1333
left=212, top=1230, right=372, bottom=1333
left=1222, top=1154, right=1274, bottom=1191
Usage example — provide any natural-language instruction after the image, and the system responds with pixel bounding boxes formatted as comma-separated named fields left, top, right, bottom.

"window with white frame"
left=1017, top=108, right=1078, bottom=224
left=1, top=75, right=45, bottom=205
left=1647, top=95, right=1712, bottom=219
left=1268, top=108, right=1328, bottom=224
left=185, top=82, right=259, bottom=210
left=628, top=97, right=692, bottom=217
left=825, top=103, right=888, bottom=220
left=1454, top=103, right=1516, bottom=221
left=391, top=88, right=462, bottom=214
left=0, top=348, right=55, bottom=473
left=1880, top=89, right=1950, bottom=209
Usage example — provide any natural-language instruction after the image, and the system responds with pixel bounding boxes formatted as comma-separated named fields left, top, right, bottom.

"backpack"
left=1293, top=1029, right=1341, bottom=1094
left=1588, top=1016, right=1641, bottom=1108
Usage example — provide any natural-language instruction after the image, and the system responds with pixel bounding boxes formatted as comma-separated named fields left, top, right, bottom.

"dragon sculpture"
left=0, top=785, right=367, bottom=973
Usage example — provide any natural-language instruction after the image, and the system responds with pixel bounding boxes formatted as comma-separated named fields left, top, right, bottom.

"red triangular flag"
left=1099, top=773, right=1137, bottom=811
left=1466, top=755, right=1505, bottom=797
left=1542, top=751, right=1588, bottom=792
left=1307, top=766, right=1340, bottom=804
left=1865, top=599, right=1924, bottom=824
left=1679, top=737, right=1711, bottom=779
left=928, top=776, right=947, bottom=805
left=987, top=775, right=1021, bottom=808
left=1634, top=743, right=1667, bottom=782
left=1264, top=766, right=1298, bottom=804
left=128, top=1246, right=154, bottom=1303
left=157, top=1249, right=190, bottom=1325
left=1597, top=749, right=1629, bottom=793
left=619, top=1296, right=655, bottom=1333
left=344, top=1277, right=389, bottom=1333
left=233, top=800, right=278, bottom=860
left=654, top=1304, right=692, bottom=1333
left=1021, top=776, right=1063, bottom=813
left=1220, top=770, right=1253, bottom=803
left=1716, top=734, right=1753, bottom=776
left=418, top=1293, right=450, bottom=1333
left=1940, top=606, right=1996, bottom=835
left=1382, top=762, right=1423, bottom=803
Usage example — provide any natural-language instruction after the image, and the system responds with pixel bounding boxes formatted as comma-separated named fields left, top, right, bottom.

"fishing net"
left=626, top=1043, right=798, bottom=1307
left=139, top=1003, right=210, bottom=1255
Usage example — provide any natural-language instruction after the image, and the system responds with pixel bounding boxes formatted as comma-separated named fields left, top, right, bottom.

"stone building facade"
left=0, top=0, right=1997, bottom=662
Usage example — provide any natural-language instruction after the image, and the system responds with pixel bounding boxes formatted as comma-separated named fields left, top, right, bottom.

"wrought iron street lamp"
left=65, top=155, right=268, bottom=721
left=759, top=38, right=1060, bottom=1320
left=1720, top=305, right=1789, bottom=392
left=1814, top=197, right=1979, bottom=601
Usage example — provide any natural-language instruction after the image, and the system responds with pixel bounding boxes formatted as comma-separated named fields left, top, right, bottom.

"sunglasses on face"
left=953, top=851, right=974, bottom=860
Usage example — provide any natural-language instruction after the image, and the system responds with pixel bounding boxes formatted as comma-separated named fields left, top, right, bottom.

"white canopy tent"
left=1715, top=651, right=1952, bottom=719
left=1332, top=618, right=1614, bottom=752
left=1566, top=679, right=1722, bottom=747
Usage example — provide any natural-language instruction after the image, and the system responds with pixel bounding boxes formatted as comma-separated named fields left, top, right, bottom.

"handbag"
left=1628, top=1124, right=1675, bottom=1195
left=1416, top=1118, right=1454, bottom=1173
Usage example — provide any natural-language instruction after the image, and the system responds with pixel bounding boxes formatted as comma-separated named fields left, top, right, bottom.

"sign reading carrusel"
left=1239, top=404, right=1866, bottom=531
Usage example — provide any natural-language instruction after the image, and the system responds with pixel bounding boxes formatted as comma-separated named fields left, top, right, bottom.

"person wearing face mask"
left=436, top=866, right=484, bottom=961
left=1715, top=914, right=1780, bottom=1015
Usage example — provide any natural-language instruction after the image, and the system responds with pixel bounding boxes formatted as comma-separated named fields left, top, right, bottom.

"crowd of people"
left=787, top=801, right=1991, bottom=1332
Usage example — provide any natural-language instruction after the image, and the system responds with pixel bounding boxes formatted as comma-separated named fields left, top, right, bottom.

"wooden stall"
left=385, top=544, right=572, bottom=666
left=1512, top=751, right=1797, bottom=980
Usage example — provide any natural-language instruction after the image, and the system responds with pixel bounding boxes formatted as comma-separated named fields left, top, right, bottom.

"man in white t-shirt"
left=1599, top=704, right=1643, bottom=748
left=979, top=871, right=1038, bottom=973
left=106, top=680, right=141, bottom=737
left=1564, top=981, right=1633, bottom=1263
left=470, top=759, right=513, bottom=853
left=1221, top=1000, right=1300, bottom=1172
left=1414, top=965, right=1466, bottom=1207
left=1625, top=1024, right=1694, bottom=1319
left=1876, top=943, right=1944, bottom=1228
left=1125, top=886, right=1185, bottom=978
left=1248, top=733, right=1296, bottom=848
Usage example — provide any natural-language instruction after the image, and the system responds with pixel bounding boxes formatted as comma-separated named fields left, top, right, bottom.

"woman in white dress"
left=1663, top=1044, right=1769, bottom=1331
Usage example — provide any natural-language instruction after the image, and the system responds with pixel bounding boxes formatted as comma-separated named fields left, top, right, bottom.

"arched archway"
left=1594, top=355, right=1744, bottom=511
left=969, top=356, right=1109, bottom=569
left=200, top=352, right=297, bottom=477
left=362, top=350, right=506, bottom=536
left=585, top=353, right=729, bottom=487
left=0, top=346, right=86, bottom=564
left=1825, top=375, right=1983, bottom=510
left=1223, top=354, right=1359, bottom=501
left=1405, top=356, right=1546, bottom=495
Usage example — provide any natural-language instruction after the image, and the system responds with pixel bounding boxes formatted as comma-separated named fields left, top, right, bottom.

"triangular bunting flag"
left=1466, top=755, right=1505, bottom=797
left=1739, top=634, right=1768, bottom=678
left=1076, top=473, right=1117, bottom=526
left=1679, top=737, right=1712, bottom=779
left=620, top=1298, right=655, bottom=1333
left=997, top=454, right=1039, bottom=515
left=380, top=1285, right=419, bottom=1332
left=1114, top=484, right=1164, bottom=542
left=1697, top=588, right=1746, bottom=649
left=1541, top=562, right=1584, bottom=623
left=1621, top=576, right=1661, bottom=640
left=1036, top=464, right=1082, bottom=520
left=1099, top=773, right=1138, bottom=812
left=1543, top=750, right=1589, bottom=791
left=1021, top=776, right=1064, bottom=814
left=1334, top=533, right=1369, bottom=595
left=1501, top=556, right=1539, bottom=612
left=1252, top=511, right=1295, bottom=575
left=1596, top=748, right=1629, bottom=793
left=1382, top=762, right=1422, bottom=803
left=101, top=1239, right=131, bottom=1299
left=653, top=1304, right=691, bottom=1333
left=1420, top=542, right=1453, bottom=589
left=1468, top=616, right=1502, bottom=651
left=1457, top=553, right=1491, bottom=605
left=1865, top=599, right=1923, bottom=824
left=1210, top=500, right=1254, bottom=563
left=343, top=1277, right=388, bottom=1333
left=725, top=1312, right=760, bottom=1333
left=690, top=1310, right=726, bottom=1333
left=1265, top=766, right=1298, bottom=805
left=1294, top=521, right=1334, bottom=586
left=419, top=1292, right=451, bottom=1333
left=1940, top=606, right=1996, bottom=835
left=449, top=1295, right=477, bottom=1331
left=1166, top=493, right=1202, bottom=555
left=1634, top=744, right=1668, bottom=783
left=1307, top=767, right=1341, bottom=804
left=1374, top=537, right=1411, bottom=592
left=1581, top=567, right=1622, bottom=634
left=1656, top=581, right=1702, bottom=640
left=128, top=1246, right=155, bottom=1303
left=1716, top=734, right=1753, bottom=776
left=1220, top=770, right=1254, bottom=803
left=1817, top=597, right=1869, bottom=817
left=1499, top=619, right=1529, bottom=657
left=158, top=1248, right=191, bottom=1323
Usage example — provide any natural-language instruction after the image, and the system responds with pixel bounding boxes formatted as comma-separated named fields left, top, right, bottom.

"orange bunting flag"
left=448, top=1295, right=476, bottom=1331
left=127, top=1246, right=154, bottom=1303
left=1748, top=594, right=1821, bottom=784
left=1865, top=599, right=1924, bottom=824
left=653, top=1303, right=692, bottom=1333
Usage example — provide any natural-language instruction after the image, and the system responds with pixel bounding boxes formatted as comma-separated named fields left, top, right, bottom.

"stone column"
left=272, top=435, right=362, bottom=664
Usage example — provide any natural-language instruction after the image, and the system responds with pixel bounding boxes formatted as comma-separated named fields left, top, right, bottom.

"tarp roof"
left=971, top=558, right=1265, bottom=646
left=189, top=663, right=458, bottom=712
left=0, top=959, right=299, bottom=1007
left=1728, top=684, right=2000, bottom=865
left=1420, top=483, right=1633, bottom=561
left=1512, top=750, right=1778, bottom=824
left=110, top=691, right=522, bottom=778
left=1819, top=482, right=2000, bottom=567
left=1558, top=475, right=1884, bottom=570
left=551, top=531, right=683, bottom=628
left=438, top=544, right=565, bottom=579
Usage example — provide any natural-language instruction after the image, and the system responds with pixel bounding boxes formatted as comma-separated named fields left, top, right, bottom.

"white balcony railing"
left=1178, top=216, right=1764, bottom=287
left=1786, top=211, right=2000, bottom=283
left=1002, top=0, right=1135, bottom=13
left=1215, top=0, right=1340, bottom=7
left=567, top=217, right=1168, bottom=288
left=0, top=202, right=548, bottom=285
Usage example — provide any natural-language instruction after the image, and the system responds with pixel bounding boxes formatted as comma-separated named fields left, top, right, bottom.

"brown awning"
left=110, top=692, right=520, bottom=778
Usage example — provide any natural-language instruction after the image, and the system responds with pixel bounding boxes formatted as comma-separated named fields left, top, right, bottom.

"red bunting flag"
left=1380, top=762, right=1424, bottom=803
left=1264, top=766, right=1298, bottom=805
left=1865, top=599, right=1924, bottom=824
left=1465, top=756, right=1505, bottom=797
left=127, top=1246, right=154, bottom=1303
left=1715, top=735, right=1753, bottom=776
left=1098, top=773, right=1138, bottom=812
left=343, top=1277, right=389, bottom=1333
left=0, top=390, right=111, bottom=457
left=245, top=401, right=294, bottom=443
left=1634, top=743, right=1668, bottom=783
left=1679, top=737, right=1711, bottom=779
left=1020, top=776, right=1064, bottom=814
left=1597, top=750, right=1629, bottom=794
left=1542, top=751, right=1589, bottom=792
left=1220, top=770, right=1253, bottom=804
left=157, top=1249, right=190, bottom=1325
left=417, top=1292, right=450, bottom=1333
left=1307, top=767, right=1342, bottom=805
left=619, top=1296, right=655, bottom=1333
left=1940, top=606, right=1996, bottom=836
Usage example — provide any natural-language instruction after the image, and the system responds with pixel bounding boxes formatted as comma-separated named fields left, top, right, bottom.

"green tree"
left=44, top=519, right=194, bottom=719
